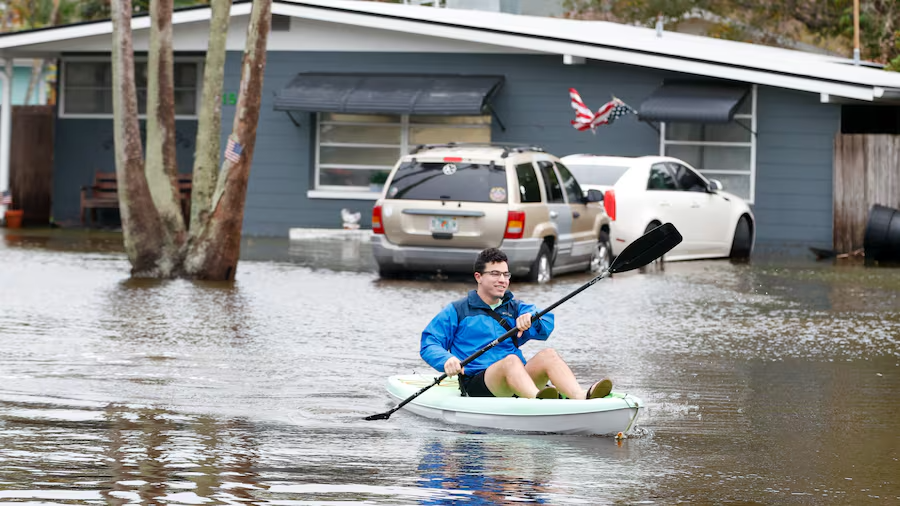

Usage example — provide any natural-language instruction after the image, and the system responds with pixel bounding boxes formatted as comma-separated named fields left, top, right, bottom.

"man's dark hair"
left=474, top=248, right=508, bottom=273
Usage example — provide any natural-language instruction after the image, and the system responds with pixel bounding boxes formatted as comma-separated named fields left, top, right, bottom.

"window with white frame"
left=315, top=113, right=492, bottom=194
left=661, top=85, right=757, bottom=202
left=61, top=59, right=202, bottom=117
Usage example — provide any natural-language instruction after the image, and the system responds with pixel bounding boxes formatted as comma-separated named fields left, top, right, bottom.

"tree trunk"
left=145, top=0, right=186, bottom=262
left=111, top=0, right=168, bottom=276
left=184, top=0, right=272, bottom=281
left=189, top=0, right=232, bottom=235
left=23, top=0, right=60, bottom=105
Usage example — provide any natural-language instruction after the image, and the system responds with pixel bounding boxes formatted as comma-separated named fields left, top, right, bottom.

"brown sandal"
left=586, top=379, right=613, bottom=399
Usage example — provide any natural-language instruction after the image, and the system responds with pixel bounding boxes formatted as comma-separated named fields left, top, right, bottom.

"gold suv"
left=371, top=143, right=612, bottom=282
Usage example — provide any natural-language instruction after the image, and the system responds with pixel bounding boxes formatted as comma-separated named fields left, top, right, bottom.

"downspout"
left=0, top=58, right=11, bottom=217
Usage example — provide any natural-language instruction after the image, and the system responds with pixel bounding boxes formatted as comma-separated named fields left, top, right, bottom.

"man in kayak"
left=420, top=247, right=613, bottom=400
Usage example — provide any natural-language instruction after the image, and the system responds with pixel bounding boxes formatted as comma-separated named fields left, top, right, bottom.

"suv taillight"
left=604, top=190, right=616, bottom=221
left=372, top=205, right=384, bottom=234
left=505, top=210, right=525, bottom=239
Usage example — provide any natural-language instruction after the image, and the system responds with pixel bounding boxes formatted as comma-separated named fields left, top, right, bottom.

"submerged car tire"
left=527, top=243, right=553, bottom=284
left=377, top=264, right=404, bottom=279
left=639, top=221, right=664, bottom=272
left=589, top=231, right=612, bottom=273
left=730, top=216, right=753, bottom=259
left=645, top=221, right=662, bottom=234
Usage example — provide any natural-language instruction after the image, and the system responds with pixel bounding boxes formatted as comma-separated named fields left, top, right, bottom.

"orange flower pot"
left=4, top=209, right=23, bottom=229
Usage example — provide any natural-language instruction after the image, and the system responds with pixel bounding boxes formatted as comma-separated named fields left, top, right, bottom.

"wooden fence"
left=9, top=105, right=54, bottom=226
left=833, top=134, right=900, bottom=252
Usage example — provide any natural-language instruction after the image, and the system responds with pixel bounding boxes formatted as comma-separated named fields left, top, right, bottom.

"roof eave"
left=0, top=0, right=894, bottom=102
left=0, top=3, right=252, bottom=56
left=275, top=2, right=883, bottom=102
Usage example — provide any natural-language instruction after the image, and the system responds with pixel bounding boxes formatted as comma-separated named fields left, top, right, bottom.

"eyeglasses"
left=481, top=270, right=512, bottom=279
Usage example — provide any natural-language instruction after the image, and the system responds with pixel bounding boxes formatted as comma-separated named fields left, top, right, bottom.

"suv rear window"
left=387, top=161, right=508, bottom=202
left=566, top=164, right=630, bottom=186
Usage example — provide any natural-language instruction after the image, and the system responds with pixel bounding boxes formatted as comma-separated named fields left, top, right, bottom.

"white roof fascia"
left=284, top=0, right=900, bottom=95
left=275, top=2, right=878, bottom=101
left=0, top=4, right=250, bottom=52
left=0, top=0, right=894, bottom=101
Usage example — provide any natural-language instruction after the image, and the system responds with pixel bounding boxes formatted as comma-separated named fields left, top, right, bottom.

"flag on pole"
left=569, top=88, right=636, bottom=133
left=0, top=190, right=11, bottom=206
left=569, top=88, right=596, bottom=131
left=224, top=137, right=243, bottom=164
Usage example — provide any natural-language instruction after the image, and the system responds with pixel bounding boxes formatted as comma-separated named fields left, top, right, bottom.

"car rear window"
left=566, top=164, right=630, bottom=186
left=386, top=161, right=508, bottom=202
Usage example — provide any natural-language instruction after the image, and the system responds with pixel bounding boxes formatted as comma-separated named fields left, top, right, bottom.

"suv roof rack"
left=409, top=142, right=545, bottom=158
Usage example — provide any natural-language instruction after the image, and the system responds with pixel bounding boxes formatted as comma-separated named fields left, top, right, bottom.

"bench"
left=80, top=171, right=193, bottom=226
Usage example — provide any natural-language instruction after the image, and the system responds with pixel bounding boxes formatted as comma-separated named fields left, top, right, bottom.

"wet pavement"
left=0, top=227, right=898, bottom=504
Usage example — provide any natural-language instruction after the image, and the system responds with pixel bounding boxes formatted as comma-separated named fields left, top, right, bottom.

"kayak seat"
left=587, top=379, right=613, bottom=399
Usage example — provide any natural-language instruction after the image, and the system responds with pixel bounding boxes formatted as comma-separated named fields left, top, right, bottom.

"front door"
left=645, top=162, right=694, bottom=256
left=669, top=162, right=731, bottom=255
left=556, top=161, right=598, bottom=266
left=537, top=160, right=573, bottom=265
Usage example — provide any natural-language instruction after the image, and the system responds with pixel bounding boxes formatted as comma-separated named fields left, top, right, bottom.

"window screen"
left=316, top=113, right=491, bottom=193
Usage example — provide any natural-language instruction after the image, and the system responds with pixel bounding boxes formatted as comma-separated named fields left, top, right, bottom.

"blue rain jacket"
left=420, top=289, right=555, bottom=376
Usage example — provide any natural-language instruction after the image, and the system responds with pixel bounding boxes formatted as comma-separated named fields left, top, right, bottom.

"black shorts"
left=459, top=371, right=494, bottom=397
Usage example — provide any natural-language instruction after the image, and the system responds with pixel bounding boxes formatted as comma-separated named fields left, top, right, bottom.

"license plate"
left=430, top=216, right=458, bottom=233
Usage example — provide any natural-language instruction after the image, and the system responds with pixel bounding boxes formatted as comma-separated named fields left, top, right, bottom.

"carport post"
left=0, top=58, right=10, bottom=218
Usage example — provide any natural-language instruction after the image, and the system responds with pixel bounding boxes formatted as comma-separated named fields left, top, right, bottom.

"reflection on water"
left=417, top=438, right=552, bottom=505
left=1, top=228, right=899, bottom=503
left=0, top=398, right=256, bottom=504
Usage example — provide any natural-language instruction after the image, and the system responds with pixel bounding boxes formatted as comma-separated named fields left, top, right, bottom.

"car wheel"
left=527, top=243, right=553, bottom=284
left=589, top=231, right=612, bottom=273
left=729, top=216, right=753, bottom=260
left=377, top=264, right=404, bottom=279
left=639, top=222, right=664, bottom=272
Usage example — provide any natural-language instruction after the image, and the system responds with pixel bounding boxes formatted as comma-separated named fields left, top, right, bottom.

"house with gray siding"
left=0, top=0, right=898, bottom=255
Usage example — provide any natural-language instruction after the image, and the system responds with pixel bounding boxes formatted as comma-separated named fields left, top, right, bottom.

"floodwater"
left=1, top=228, right=898, bottom=504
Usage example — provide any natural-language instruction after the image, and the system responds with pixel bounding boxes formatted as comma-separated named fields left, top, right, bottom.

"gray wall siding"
left=754, top=87, right=839, bottom=253
left=240, top=52, right=664, bottom=235
left=52, top=119, right=197, bottom=226
left=52, top=51, right=841, bottom=249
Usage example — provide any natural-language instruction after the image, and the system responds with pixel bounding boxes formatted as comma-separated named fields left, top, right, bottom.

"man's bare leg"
left=484, top=355, right=544, bottom=398
left=524, top=349, right=588, bottom=399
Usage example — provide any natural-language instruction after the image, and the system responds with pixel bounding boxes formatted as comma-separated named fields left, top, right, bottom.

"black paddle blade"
left=364, top=412, right=391, bottom=421
left=609, top=223, right=682, bottom=274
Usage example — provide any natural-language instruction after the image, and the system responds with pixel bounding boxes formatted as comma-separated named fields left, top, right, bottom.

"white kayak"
left=385, top=374, right=643, bottom=436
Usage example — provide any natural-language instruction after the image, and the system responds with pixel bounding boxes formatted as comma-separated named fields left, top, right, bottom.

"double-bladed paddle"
left=365, top=222, right=683, bottom=421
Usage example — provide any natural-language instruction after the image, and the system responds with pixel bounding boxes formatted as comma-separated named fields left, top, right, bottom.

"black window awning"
left=638, top=82, right=750, bottom=123
left=273, top=73, right=505, bottom=116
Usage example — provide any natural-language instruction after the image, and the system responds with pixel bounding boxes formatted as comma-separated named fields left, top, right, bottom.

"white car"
left=559, top=154, right=755, bottom=261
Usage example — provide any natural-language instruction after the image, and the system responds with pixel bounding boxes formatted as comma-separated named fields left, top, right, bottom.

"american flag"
left=570, top=88, right=636, bottom=133
left=1, top=190, right=11, bottom=206
left=224, top=137, right=243, bottom=164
